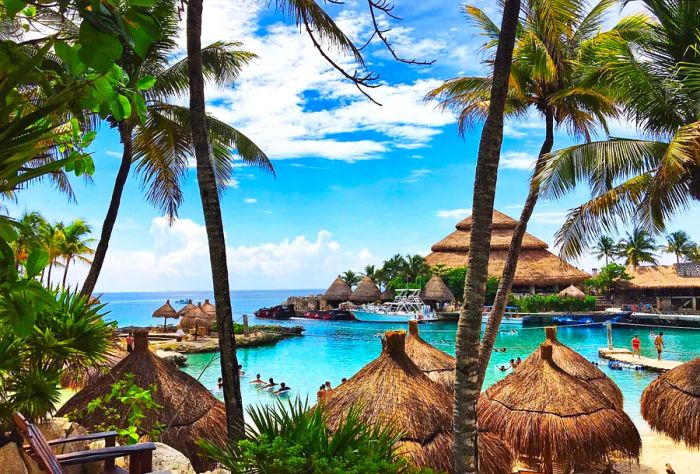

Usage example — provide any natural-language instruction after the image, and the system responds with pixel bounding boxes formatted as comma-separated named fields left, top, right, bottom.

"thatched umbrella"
left=641, top=356, right=700, bottom=448
left=56, top=331, right=227, bottom=472
left=420, top=275, right=455, bottom=302
left=324, top=277, right=352, bottom=303
left=180, top=303, right=213, bottom=334
left=320, top=330, right=514, bottom=474
left=350, top=276, right=381, bottom=303
left=534, top=326, right=623, bottom=408
left=201, top=298, right=217, bottom=320
left=478, top=342, right=640, bottom=473
left=558, top=284, right=586, bottom=299
left=405, top=320, right=454, bottom=390
left=153, top=299, right=177, bottom=331
left=60, top=345, right=127, bottom=390
left=380, top=287, right=395, bottom=302
left=176, top=299, right=196, bottom=318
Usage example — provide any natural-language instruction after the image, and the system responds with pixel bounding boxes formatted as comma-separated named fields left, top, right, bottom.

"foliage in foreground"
left=199, top=398, right=438, bottom=474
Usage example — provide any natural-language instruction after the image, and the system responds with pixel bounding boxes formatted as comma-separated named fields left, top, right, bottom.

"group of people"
left=249, top=374, right=292, bottom=395
left=497, top=357, right=522, bottom=372
left=631, top=332, right=665, bottom=361
left=317, top=378, right=347, bottom=401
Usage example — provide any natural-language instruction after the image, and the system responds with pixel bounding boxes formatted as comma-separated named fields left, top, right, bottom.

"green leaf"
left=83, top=156, right=96, bottom=175
left=54, top=41, right=86, bottom=76
left=3, top=0, right=25, bottom=18
left=78, top=21, right=123, bottom=73
left=24, top=250, right=48, bottom=278
left=117, top=94, right=132, bottom=119
left=0, top=222, right=18, bottom=243
left=136, top=75, right=156, bottom=90
left=110, top=98, right=125, bottom=122
left=129, top=0, right=158, bottom=6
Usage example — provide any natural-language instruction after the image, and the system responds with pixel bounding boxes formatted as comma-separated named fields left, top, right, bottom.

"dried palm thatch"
left=558, top=285, right=586, bottom=299
left=420, top=275, right=455, bottom=302
left=381, top=287, right=395, bottom=302
left=60, top=345, right=127, bottom=390
left=456, top=209, right=519, bottom=230
left=478, top=343, right=640, bottom=473
left=320, top=330, right=513, bottom=474
left=176, top=299, right=196, bottom=318
left=641, top=356, right=700, bottom=448
left=200, top=298, right=216, bottom=319
left=56, top=331, right=227, bottom=472
left=620, top=264, right=700, bottom=290
left=350, top=276, right=381, bottom=303
left=180, top=303, right=213, bottom=330
left=153, top=300, right=177, bottom=331
left=405, top=320, right=454, bottom=390
left=325, top=277, right=352, bottom=301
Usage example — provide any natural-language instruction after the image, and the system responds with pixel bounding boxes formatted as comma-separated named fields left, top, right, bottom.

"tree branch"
left=366, top=0, right=435, bottom=65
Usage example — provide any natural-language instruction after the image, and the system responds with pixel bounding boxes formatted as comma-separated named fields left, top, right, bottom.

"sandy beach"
left=612, top=432, right=698, bottom=473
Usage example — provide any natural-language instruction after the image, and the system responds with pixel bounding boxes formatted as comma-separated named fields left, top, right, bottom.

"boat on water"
left=254, top=304, right=295, bottom=320
left=482, top=306, right=524, bottom=325
left=351, top=289, right=438, bottom=323
left=628, top=311, right=700, bottom=328
left=298, top=309, right=354, bottom=321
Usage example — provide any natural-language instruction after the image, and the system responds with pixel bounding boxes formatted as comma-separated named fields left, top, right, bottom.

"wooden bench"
left=13, top=413, right=156, bottom=474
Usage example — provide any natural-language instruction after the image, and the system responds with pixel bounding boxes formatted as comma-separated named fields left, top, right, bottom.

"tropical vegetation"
left=512, top=294, right=596, bottom=313
left=584, top=263, right=632, bottom=294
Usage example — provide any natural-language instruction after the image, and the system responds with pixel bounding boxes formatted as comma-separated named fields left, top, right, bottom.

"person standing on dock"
left=654, top=332, right=665, bottom=361
left=632, top=335, right=641, bottom=359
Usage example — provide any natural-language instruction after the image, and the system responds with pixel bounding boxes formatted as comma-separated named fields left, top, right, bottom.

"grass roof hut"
left=641, top=356, right=700, bottom=448
left=420, top=275, right=455, bottom=302
left=60, top=345, right=127, bottom=390
left=320, top=330, right=513, bottom=474
left=153, top=299, right=177, bottom=331
left=405, top=320, right=455, bottom=390
left=176, top=299, right=196, bottom=319
left=477, top=342, right=640, bottom=473
left=180, top=303, right=213, bottom=334
left=381, top=287, right=395, bottom=302
left=201, top=298, right=217, bottom=320
left=350, top=276, right=381, bottom=303
left=324, top=277, right=352, bottom=305
left=558, top=284, right=586, bottom=299
left=56, top=331, right=227, bottom=471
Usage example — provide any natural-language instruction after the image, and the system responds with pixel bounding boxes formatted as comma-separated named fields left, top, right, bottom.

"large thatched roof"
left=558, top=285, right=586, bottom=299
left=200, top=299, right=216, bottom=319
left=405, top=320, right=454, bottom=390
left=425, top=210, right=590, bottom=286
left=420, top=275, right=455, bottom=302
left=176, top=299, right=196, bottom=318
left=320, top=330, right=513, bottom=474
left=478, top=342, right=640, bottom=471
left=619, top=264, right=700, bottom=290
left=325, top=277, right=352, bottom=301
left=351, top=276, right=381, bottom=303
left=56, top=331, right=226, bottom=471
left=180, top=304, right=213, bottom=330
left=153, top=300, right=177, bottom=319
left=641, top=356, right=700, bottom=448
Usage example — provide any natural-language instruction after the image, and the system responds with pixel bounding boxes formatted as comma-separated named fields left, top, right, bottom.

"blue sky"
left=10, top=0, right=700, bottom=291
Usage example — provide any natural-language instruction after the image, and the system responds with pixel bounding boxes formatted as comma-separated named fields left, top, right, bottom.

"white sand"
left=610, top=432, right=699, bottom=473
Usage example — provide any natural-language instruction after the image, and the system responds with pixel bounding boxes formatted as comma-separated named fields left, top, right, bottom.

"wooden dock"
left=598, top=348, right=682, bottom=372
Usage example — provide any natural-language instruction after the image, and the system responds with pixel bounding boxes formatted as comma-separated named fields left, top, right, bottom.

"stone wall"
left=286, top=295, right=324, bottom=311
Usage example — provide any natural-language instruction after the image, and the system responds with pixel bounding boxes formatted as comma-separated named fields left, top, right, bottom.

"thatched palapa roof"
left=619, top=264, right=700, bottom=290
left=478, top=342, right=640, bottom=471
left=320, top=330, right=513, bottom=474
left=180, top=303, right=213, bottom=330
left=56, top=331, right=227, bottom=471
left=351, top=276, right=381, bottom=303
left=153, top=300, right=177, bottom=319
left=425, top=210, right=590, bottom=286
left=176, top=299, right=196, bottom=318
left=201, top=298, right=216, bottom=319
left=420, top=275, right=455, bottom=302
left=405, top=320, right=454, bottom=390
left=325, top=277, right=352, bottom=301
left=558, top=285, right=586, bottom=299
left=641, top=356, right=700, bottom=448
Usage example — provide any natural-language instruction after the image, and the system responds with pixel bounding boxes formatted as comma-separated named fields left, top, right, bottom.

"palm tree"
left=617, top=227, right=658, bottom=267
left=339, top=270, right=362, bottom=288
left=59, top=219, right=94, bottom=288
left=450, top=0, right=521, bottom=471
left=13, top=212, right=45, bottom=267
left=39, top=221, right=65, bottom=287
left=663, top=230, right=695, bottom=264
left=685, top=245, right=700, bottom=263
left=428, top=0, right=632, bottom=392
left=593, top=235, right=617, bottom=265
left=362, top=264, right=377, bottom=282
left=534, top=0, right=700, bottom=260
left=381, top=254, right=407, bottom=281
left=80, top=0, right=272, bottom=298
left=404, top=254, right=428, bottom=283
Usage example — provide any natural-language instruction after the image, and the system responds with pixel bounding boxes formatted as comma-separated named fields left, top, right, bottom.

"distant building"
left=618, top=263, right=700, bottom=311
left=425, top=210, right=590, bottom=294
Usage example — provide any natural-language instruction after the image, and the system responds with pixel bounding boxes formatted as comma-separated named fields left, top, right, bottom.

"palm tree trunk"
left=477, top=106, right=554, bottom=389
left=47, top=261, right=53, bottom=287
left=453, top=1, right=520, bottom=472
left=187, top=0, right=244, bottom=443
left=80, top=123, right=133, bottom=297
left=62, top=258, right=70, bottom=288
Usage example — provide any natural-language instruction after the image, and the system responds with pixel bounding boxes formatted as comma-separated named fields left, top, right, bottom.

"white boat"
left=351, top=289, right=438, bottom=323
left=482, top=306, right=524, bottom=326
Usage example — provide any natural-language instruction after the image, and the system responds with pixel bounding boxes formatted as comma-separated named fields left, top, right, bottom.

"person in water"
left=654, top=332, right=665, bottom=361
left=217, top=378, right=223, bottom=389
left=497, top=365, right=508, bottom=372
left=273, top=383, right=292, bottom=395
left=494, top=347, right=507, bottom=353
left=631, top=335, right=641, bottom=359
left=261, top=377, right=278, bottom=390
left=509, top=359, right=517, bottom=369
left=317, top=385, right=326, bottom=401
left=341, top=378, right=347, bottom=384
left=516, top=356, right=522, bottom=366
left=126, top=332, right=134, bottom=353
left=250, top=374, right=264, bottom=384
left=238, top=364, right=245, bottom=376
left=325, top=381, right=332, bottom=391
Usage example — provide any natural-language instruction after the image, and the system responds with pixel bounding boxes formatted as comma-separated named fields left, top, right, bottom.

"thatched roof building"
left=324, top=277, right=352, bottom=302
left=350, top=276, right=381, bottom=303
left=176, top=299, right=196, bottom=318
left=425, top=210, right=589, bottom=292
left=405, top=320, right=454, bottom=390
left=420, top=275, right=455, bottom=302
left=558, top=285, right=586, bottom=299
left=320, top=330, right=513, bottom=474
left=180, top=303, right=213, bottom=330
left=153, top=300, right=177, bottom=330
left=478, top=342, right=640, bottom=472
left=201, top=298, right=217, bottom=319
left=56, top=331, right=227, bottom=471
left=641, top=356, right=700, bottom=448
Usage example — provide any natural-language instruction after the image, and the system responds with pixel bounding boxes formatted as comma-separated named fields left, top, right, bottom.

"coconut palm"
left=59, top=219, right=94, bottom=288
left=80, top=0, right=272, bottom=298
left=39, top=221, right=65, bottom=287
left=13, top=212, right=46, bottom=267
left=362, top=264, right=377, bottom=282
left=428, top=0, right=638, bottom=391
left=404, top=254, right=428, bottom=283
left=617, top=227, right=658, bottom=267
left=685, top=245, right=700, bottom=263
left=534, top=0, right=700, bottom=260
left=593, top=235, right=617, bottom=265
left=339, top=270, right=362, bottom=288
left=663, top=230, right=695, bottom=263
left=381, top=254, right=407, bottom=281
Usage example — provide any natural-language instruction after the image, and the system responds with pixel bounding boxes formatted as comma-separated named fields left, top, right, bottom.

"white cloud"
left=105, top=151, right=122, bottom=158
left=225, top=178, right=240, bottom=189
left=243, top=198, right=257, bottom=204
left=532, top=211, right=569, bottom=225
left=501, top=151, right=537, bottom=170
left=403, top=168, right=431, bottom=183
left=436, top=208, right=471, bottom=219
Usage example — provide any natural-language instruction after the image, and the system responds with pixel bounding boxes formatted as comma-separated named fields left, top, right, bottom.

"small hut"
left=324, top=277, right=352, bottom=307
left=60, top=345, right=127, bottom=390
left=381, top=287, right=395, bottom=302
left=350, top=276, right=381, bottom=303
left=56, top=331, right=227, bottom=471
left=153, top=300, right=177, bottom=331
left=180, top=303, right=213, bottom=336
left=641, top=356, right=700, bottom=448
left=420, top=275, right=455, bottom=306
left=176, top=299, right=196, bottom=319
left=478, top=342, right=640, bottom=473
left=405, top=320, right=455, bottom=390
left=558, top=284, right=586, bottom=300
left=320, top=330, right=513, bottom=474
left=201, top=298, right=217, bottom=322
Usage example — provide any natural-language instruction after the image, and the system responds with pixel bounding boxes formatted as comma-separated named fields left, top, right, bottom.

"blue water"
left=98, top=290, right=700, bottom=431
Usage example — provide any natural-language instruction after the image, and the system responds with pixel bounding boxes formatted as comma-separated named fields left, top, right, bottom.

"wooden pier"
left=597, top=347, right=682, bottom=372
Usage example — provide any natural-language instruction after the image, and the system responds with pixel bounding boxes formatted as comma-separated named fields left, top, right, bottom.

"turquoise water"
left=97, top=290, right=700, bottom=431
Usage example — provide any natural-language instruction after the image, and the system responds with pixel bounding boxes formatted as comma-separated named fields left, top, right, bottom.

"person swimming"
left=509, top=359, right=517, bottom=369
left=273, top=382, right=292, bottom=395
left=317, top=384, right=326, bottom=400
left=217, top=378, right=223, bottom=389
left=497, top=365, right=508, bottom=372
left=260, top=377, right=278, bottom=390
left=493, top=347, right=507, bottom=353
left=238, top=364, right=245, bottom=376
left=250, top=374, right=265, bottom=384
left=341, top=378, right=347, bottom=384
left=516, top=356, right=522, bottom=366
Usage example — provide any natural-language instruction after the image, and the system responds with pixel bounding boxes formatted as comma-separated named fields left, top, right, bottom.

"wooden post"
left=243, top=314, right=249, bottom=336
left=606, top=321, right=613, bottom=350
left=693, top=297, right=697, bottom=311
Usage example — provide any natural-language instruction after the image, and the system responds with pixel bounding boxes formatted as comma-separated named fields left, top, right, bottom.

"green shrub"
left=584, top=263, right=631, bottom=294
left=512, top=294, right=596, bottom=312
